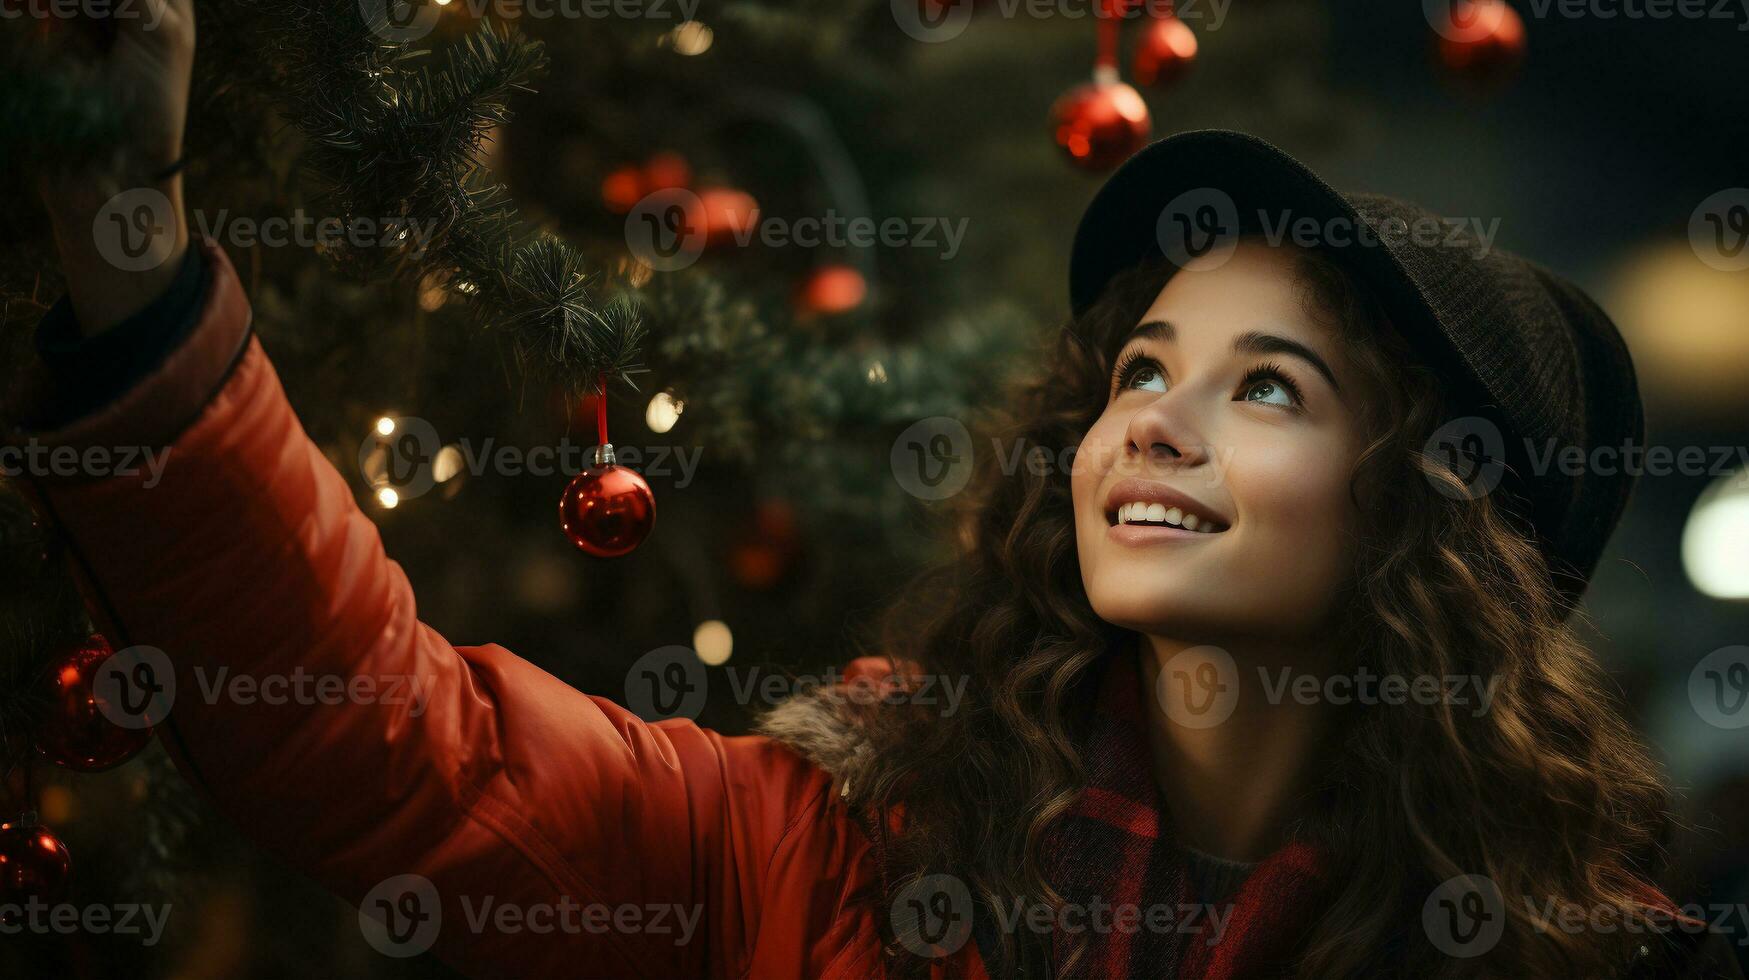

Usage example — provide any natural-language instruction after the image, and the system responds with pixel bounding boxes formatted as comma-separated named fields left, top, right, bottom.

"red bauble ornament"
left=600, top=166, right=645, bottom=214
left=794, top=264, right=867, bottom=316
left=1434, top=0, right=1526, bottom=91
left=1050, top=70, right=1152, bottom=173
left=601, top=152, right=694, bottom=214
left=1133, top=15, right=1197, bottom=89
left=698, top=187, right=760, bottom=248
left=36, top=636, right=154, bottom=773
left=730, top=500, right=801, bottom=590
left=642, top=151, right=693, bottom=192
left=0, top=818, right=72, bottom=922
left=559, top=449, right=656, bottom=557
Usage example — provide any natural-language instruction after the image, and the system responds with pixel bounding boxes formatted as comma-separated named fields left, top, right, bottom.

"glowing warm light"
left=694, top=620, right=732, bottom=666
left=433, top=445, right=464, bottom=483
left=1683, top=471, right=1749, bottom=599
left=419, top=281, right=448, bottom=312
left=1605, top=242, right=1749, bottom=414
left=376, top=487, right=401, bottom=510
left=40, top=785, right=74, bottom=826
left=866, top=361, right=888, bottom=384
left=646, top=391, right=684, bottom=433
left=668, top=21, right=713, bottom=56
left=375, top=417, right=397, bottom=437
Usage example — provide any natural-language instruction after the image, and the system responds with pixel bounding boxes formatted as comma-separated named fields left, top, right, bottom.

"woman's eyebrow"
left=1232, top=330, right=1342, bottom=392
left=1122, top=320, right=1343, bottom=393
left=1124, top=319, right=1175, bottom=345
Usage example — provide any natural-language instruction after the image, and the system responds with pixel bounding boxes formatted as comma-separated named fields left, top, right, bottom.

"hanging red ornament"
left=730, top=500, right=801, bottom=590
left=794, top=264, right=867, bottom=316
left=600, top=166, right=645, bottom=214
left=560, top=458, right=656, bottom=558
left=35, top=635, right=154, bottom=773
left=1133, top=14, right=1197, bottom=89
left=559, top=377, right=656, bottom=558
left=698, top=187, right=760, bottom=248
left=642, top=151, right=693, bottom=192
left=1050, top=69, right=1152, bottom=173
left=1053, top=2, right=1151, bottom=173
left=1433, top=0, right=1527, bottom=91
left=0, top=816, right=72, bottom=923
left=601, top=152, right=693, bottom=214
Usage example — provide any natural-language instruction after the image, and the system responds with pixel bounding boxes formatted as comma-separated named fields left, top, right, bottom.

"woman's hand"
left=37, top=0, right=195, bottom=335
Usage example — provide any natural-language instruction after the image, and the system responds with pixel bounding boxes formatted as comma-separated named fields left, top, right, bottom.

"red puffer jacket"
left=11, top=242, right=947, bottom=980
left=11, top=243, right=1745, bottom=980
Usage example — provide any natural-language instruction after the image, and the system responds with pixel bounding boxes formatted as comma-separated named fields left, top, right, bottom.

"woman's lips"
left=1102, top=478, right=1232, bottom=532
left=1105, top=521, right=1221, bottom=546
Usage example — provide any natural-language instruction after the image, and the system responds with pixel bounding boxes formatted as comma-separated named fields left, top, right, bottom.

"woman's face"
left=1071, top=241, right=1376, bottom=642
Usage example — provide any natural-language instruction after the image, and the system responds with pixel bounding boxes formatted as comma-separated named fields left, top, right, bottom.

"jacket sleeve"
left=7, top=241, right=828, bottom=979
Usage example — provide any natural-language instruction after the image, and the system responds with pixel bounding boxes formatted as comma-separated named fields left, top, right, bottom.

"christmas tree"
left=0, top=0, right=1361, bottom=974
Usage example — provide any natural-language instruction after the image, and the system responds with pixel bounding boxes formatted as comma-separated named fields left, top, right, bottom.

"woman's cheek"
left=1228, top=438, right=1355, bottom=621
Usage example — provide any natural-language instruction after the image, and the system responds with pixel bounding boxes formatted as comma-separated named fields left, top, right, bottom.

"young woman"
left=16, top=5, right=1742, bottom=979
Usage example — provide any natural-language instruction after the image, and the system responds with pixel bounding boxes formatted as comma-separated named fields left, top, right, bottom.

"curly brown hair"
left=766, top=242, right=1673, bottom=978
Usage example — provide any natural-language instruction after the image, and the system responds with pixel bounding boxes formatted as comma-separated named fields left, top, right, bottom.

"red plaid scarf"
left=1016, top=653, right=1334, bottom=979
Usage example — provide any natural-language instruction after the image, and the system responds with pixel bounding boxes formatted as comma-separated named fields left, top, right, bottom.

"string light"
left=694, top=619, right=732, bottom=665
left=1683, top=470, right=1749, bottom=599
left=433, top=445, right=465, bottom=483
left=665, top=21, right=713, bottom=56
left=646, top=391, right=684, bottom=433
left=376, top=487, right=401, bottom=510
left=375, top=416, right=397, bottom=436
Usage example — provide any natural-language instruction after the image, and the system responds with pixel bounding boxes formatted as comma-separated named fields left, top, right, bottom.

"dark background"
left=2, top=0, right=1745, bottom=976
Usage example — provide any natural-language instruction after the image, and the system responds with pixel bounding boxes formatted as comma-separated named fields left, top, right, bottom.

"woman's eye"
left=1242, top=379, right=1293, bottom=406
left=1126, top=365, right=1168, bottom=393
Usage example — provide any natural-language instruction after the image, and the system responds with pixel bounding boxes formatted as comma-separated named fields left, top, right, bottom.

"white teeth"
left=1113, top=499, right=1223, bottom=532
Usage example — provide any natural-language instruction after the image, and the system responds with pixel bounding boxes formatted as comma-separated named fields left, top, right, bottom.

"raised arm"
left=12, top=7, right=832, bottom=977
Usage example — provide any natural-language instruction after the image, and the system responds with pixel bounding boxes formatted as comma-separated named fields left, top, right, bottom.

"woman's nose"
left=1124, top=391, right=1211, bottom=469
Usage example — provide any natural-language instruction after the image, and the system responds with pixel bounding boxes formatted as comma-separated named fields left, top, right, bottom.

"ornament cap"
left=594, top=443, right=617, bottom=466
